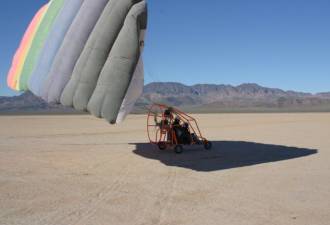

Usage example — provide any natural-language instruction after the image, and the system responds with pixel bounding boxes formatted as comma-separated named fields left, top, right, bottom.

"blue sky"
left=0, top=0, right=329, bottom=96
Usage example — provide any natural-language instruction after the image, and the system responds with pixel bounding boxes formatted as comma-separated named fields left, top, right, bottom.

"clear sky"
left=0, top=0, right=329, bottom=96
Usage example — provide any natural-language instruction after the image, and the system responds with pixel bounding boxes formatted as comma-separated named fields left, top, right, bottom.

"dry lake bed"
left=0, top=113, right=329, bottom=225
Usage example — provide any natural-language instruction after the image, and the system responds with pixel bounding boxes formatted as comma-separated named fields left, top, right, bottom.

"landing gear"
left=147, top=104, right=212, bottom=154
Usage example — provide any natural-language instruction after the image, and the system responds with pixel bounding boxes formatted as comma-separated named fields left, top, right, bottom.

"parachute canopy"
left=7, top=0, right=148, bottom=124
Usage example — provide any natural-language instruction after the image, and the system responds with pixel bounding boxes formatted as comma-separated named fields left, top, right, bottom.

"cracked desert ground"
left=0, top=113, right=329, bottom=225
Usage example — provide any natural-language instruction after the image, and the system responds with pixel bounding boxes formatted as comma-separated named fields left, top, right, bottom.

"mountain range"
left=1, top=82, right=330, bottom=114
left=136, top=82, right=330, bottom=112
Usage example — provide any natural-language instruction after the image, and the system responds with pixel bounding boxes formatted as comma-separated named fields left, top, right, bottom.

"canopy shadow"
left=131, top=141, right=317, bottom=172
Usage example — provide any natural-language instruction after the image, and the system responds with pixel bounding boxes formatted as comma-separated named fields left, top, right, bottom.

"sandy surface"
left=0, top=113, right=329, bottom=225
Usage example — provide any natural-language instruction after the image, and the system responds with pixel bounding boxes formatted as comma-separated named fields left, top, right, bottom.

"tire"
left=158, top=142, right=167, bottom=150
left=204, top=141, right=212, bottom=150
left=174, top=145, right=183, bottom=154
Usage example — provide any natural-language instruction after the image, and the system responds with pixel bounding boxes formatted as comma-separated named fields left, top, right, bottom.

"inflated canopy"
left=7, top=0, right=148, bottom=124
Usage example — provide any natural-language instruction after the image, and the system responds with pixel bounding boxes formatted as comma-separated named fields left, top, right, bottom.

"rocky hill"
left=0, top=92, right=77, bottom=114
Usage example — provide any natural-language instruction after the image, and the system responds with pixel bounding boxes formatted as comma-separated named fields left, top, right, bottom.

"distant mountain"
left=1, top=83, right=330, bottom=114
left=0, top=91, right=77, bottom=114
left=316, top=92, right=330, bottom=98
left=136, top=82, right=330, bottom=112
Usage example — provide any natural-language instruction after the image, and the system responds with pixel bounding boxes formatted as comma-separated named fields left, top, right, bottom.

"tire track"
left=68, top=164, right=132, bottom=225
left=138, top=167, right=178, bottom=225
left=37, top=153, right=132, bottom=225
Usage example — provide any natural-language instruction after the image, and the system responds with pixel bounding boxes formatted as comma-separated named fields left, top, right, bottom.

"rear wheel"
left=158, top=142, right=167, bottom=150
left=174, top=145, right=183, bottom=154
left=204, top=141, right=212, bottom=150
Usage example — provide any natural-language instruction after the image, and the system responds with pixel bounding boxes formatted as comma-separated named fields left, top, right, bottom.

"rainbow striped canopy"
left=7, top=3, right=49, bottom=90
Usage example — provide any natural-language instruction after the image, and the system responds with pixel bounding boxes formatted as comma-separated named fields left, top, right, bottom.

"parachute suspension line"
left=144, top=64, right=202, bottom=100
left=140, top=65, right=161, bottom=111
left=143, top=51, right=201, bottom=110
left=145, top=65, right=162, bottom=84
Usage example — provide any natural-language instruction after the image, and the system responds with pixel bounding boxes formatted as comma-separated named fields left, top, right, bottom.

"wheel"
left=174, top=145, right=183, bottom=154
left=158, top=142, right=167, bottom=150
left=204, top=141, right=212, bottom=150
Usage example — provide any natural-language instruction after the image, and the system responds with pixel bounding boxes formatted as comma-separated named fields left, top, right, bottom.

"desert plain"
left=0, top=113, right=329, bottom=225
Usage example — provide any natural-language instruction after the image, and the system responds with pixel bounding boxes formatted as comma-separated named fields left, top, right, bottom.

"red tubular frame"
left=147, top=103, right=207, bottom=147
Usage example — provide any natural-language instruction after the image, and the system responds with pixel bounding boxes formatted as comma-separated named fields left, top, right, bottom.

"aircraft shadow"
left=131, top=141, right=317, bottom=172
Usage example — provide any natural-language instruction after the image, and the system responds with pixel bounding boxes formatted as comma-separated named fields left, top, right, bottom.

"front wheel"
left=174, top=145, right=183, bottom=154
left=204, top=141, right=212, bottom=150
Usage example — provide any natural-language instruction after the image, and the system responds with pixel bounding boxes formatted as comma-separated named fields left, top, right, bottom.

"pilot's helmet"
left=164, top=109, right=172, bottom=117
